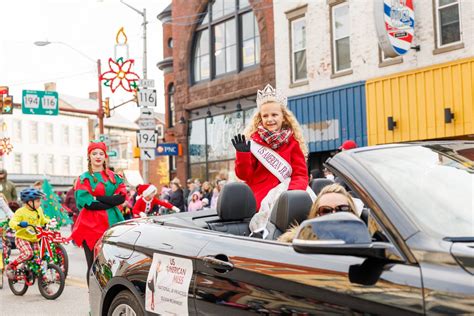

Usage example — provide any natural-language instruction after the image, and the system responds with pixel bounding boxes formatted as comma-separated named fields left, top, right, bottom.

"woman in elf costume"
left=232, top=84, right=315, bottom=238
left=70, top=141, right=126, bottom=285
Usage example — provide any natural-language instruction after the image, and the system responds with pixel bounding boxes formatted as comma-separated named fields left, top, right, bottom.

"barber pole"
left=374, top=0, right=415, bottom=57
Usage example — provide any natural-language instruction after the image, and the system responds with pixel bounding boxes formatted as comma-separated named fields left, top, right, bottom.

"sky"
left=0, top=0, right=171, bottom=121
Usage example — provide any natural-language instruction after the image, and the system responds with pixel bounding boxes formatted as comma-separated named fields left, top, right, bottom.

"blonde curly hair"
left=244, top=101, right=308, bottom=157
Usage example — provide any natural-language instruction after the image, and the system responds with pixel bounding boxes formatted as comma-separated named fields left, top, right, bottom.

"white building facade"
left=274, top=0, right=474, bottom=169
left=0, top=108, right=89, bottom=189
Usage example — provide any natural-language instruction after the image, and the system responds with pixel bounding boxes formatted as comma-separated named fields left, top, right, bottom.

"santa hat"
left=339, top=140, right=358, bottom=151
left=88, top=141, right=108, bottom=157
left=138, top=184, right=157, bottom=197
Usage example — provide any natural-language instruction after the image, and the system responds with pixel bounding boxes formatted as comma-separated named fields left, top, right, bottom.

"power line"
left=9, top=70, right=96, bottom=87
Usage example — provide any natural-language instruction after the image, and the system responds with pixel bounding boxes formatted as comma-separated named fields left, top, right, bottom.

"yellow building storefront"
left=366, top=57, right=474, bottom=145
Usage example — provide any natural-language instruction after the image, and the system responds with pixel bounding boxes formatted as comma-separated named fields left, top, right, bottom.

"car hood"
left=450, top=242, right=474, bottom=275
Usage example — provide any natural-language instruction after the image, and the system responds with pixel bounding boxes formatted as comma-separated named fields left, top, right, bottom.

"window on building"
left=62, top=156, right=70, bottom=175
left=435, top=0, right=462, bottom=47
left=74, top=126, right=83, bottom=145
left=62, top=125, right=70, bottom=145
left=168, top=83, right=176, bottom=128
left=241, top=11, right=260, bottom=68
left=74, top=156, right=83, bottom=176
left=13, top=120, right=22, bottom=142
left=188, top=107, right=254, bottom=181
left=30, top=154, right=39, bottom=174
left=192, top=0, right=259, bottom=83
left=169, top=156, right=176, bottom=172
left=378, top=46, right=403, bottom=66
left=290, top=16, right=307, bottom=82
left=331, top=2, right=351, bottom=73
left=13, top=154, right=22, bottom=173
left=45, top=123, right=54, bottom=144
left=30, top=121, right=39, bottom=144
left=45, top=154, right=54, bottom=175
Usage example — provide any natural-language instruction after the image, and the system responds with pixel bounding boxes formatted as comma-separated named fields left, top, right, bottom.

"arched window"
left=192, top=0, right=260, bottom=83
left=168, top=83, right=175, bottom=127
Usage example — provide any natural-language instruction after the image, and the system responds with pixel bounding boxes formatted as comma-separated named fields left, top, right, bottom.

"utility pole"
left=120, top=0, right=149, bottom=183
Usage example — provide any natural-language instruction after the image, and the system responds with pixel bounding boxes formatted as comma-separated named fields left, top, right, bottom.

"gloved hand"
left=19, top=221, right=29, bottom=228
left=231, top=134, right=251, bottom=152
left=172, top=206, right=180, bottom=213
left=139, top=212, right=147, bottom=218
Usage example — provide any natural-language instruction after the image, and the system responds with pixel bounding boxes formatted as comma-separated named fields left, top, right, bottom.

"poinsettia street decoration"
left=100, top=57, right=140, bottom=93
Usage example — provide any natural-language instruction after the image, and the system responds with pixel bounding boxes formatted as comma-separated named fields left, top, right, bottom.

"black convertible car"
left=90, top=141, right=474, bottom=316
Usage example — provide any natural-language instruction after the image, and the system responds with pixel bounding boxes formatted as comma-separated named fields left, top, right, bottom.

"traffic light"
left=2, top=96, right=13, bottom=114
left=103, top=97, right=111, bottom=118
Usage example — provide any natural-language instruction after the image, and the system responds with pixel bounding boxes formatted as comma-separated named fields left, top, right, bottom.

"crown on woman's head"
left=256, top=84, right=287, bottom=109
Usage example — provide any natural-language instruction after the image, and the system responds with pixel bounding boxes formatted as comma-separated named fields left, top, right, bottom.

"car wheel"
left=108, top=290, right=144, bottom=316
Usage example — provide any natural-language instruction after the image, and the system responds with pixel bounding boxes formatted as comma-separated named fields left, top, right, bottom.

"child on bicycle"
left=5, top=188, right=50, bottom=279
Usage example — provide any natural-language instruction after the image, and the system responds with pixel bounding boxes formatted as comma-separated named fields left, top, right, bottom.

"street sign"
left=137, top=130, right=157, bottom=148
left=99, top=134, right=111, bottom=146
left=140, top=148, right=156, bottom=160
left=138, top=118, right=156, bottom=129
left=138, top=79, right=155, bottom=88
left=107, top=150, right=118, bottom=158
left=156, top=143, right=179, bottom=156
left=140, top=107, right=154, bottom=119
left=22, top=90, right=59, bottom=116
left=137, top=88, right=156, bottom=107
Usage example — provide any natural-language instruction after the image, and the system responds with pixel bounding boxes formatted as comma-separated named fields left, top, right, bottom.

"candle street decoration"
left=100, top=27, right=140, bottom=93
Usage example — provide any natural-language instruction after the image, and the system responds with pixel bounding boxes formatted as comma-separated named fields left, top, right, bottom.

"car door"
left=194, top=234, right=424, bottom=315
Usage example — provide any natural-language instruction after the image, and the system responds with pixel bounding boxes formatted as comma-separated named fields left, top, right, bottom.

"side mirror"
left=292, top=212, right=393, bottom=260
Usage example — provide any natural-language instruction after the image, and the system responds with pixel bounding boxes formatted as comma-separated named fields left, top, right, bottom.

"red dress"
left=235, top=132, right=308, bottom=210
left=70, top=170, right=127, bottom=249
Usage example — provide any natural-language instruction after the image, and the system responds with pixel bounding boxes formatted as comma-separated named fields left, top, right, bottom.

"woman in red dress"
left=70, top=141, right=126, bottom=286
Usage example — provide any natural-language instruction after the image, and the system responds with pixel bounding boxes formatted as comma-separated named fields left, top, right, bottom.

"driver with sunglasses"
left=278, top=183, right=357, bottom=243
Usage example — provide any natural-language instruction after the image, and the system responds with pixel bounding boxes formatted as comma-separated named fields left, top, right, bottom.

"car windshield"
left=354, top=143, right=474, bottom=239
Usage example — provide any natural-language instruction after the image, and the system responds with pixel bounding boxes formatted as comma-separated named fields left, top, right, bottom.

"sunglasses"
left=317, top=205, right=351, bottom=216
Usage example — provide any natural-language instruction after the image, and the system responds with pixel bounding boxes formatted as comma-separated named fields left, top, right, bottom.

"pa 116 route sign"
left=22, top=90, right=59, bottom=116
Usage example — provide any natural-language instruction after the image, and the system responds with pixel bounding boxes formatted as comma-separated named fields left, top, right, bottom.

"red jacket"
left=132, top=196, right=174, bottom=217
left=235, top=133, right=309, bottom=210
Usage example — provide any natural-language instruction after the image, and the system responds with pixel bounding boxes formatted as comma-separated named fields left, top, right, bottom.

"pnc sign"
left=156, top=143, right=179, bottom=156
left=374, top=0, right=415, bottom=58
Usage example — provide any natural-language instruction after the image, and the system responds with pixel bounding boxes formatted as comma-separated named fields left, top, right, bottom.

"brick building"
left=273, top=0, right=474, bottom=170
left=157, top=0, right=275, bottom=183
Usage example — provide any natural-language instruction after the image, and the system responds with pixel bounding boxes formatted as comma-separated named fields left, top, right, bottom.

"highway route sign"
left=140, top=108, right=154, bottom=119
left=137, top=88, right=156, bottom=107
left=22, top=90, right=59, bottom=116
left=137, top=130, right=157, bottom=148
left=140, top=148, right=156, bottom=160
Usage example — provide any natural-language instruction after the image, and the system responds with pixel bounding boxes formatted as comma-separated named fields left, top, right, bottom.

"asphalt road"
left=0, top=227, right=90, bottom=316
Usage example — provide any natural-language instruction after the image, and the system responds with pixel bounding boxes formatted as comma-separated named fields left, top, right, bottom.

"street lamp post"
left=33, top=41, right=105, bottom=135
left=120, top=0, right=150, bottom=183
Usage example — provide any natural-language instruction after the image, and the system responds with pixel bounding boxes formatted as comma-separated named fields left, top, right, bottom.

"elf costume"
left=70, top=142, right=126, bottom=250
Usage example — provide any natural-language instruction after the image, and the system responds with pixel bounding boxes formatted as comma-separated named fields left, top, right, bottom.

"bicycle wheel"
left=38, top=263, right=65, bottom=300
left=8, top=273, right=28, bottom=296
left=55, top=244, right=69, bottom=278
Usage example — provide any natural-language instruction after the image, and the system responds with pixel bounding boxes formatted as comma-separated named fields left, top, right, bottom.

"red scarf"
left=257, top=124, right=292, bottom=150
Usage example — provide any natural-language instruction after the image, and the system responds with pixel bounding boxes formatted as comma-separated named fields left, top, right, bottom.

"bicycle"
left=6, top=225, right=67, bottom=300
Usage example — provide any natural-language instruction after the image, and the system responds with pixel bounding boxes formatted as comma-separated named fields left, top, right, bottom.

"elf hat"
left=138, top=184, right=157, bottom=197
left=88, top=141, right=108, bottom=157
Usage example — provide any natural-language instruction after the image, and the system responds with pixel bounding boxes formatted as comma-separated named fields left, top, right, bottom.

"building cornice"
left=156, top=57, right=174, bottom=72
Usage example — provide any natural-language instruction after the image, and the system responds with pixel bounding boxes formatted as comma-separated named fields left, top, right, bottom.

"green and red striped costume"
left=70, top=170, right=126, bottom=249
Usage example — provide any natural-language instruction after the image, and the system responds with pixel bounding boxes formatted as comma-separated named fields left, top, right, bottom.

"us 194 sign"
left=137, top=130, right=158, bottom=148
left=137, top=88, right=156, bottom=107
